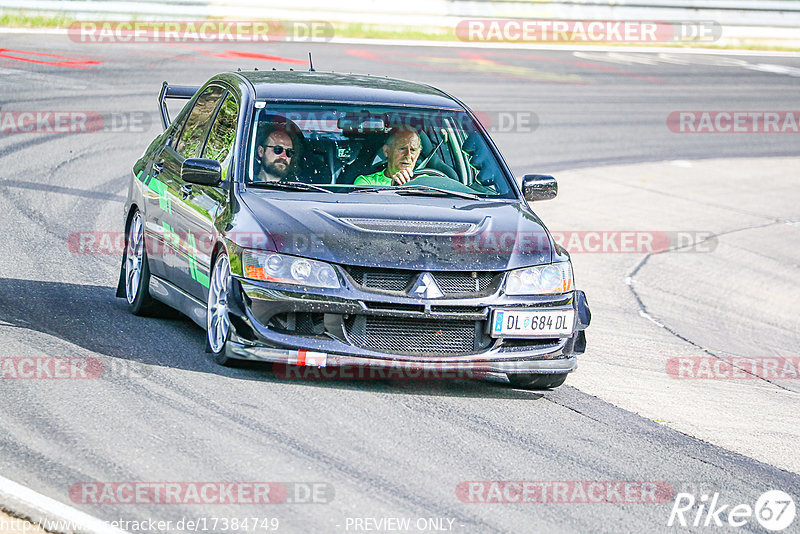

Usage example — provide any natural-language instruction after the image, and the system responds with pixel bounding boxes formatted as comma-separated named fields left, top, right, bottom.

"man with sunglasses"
left=255, top=124, right=299, bottom=182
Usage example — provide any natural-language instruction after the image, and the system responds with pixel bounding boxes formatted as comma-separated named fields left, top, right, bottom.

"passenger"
left=354, top=128, right=421, bottom=186
left=255, top=123, right=301, bottom=182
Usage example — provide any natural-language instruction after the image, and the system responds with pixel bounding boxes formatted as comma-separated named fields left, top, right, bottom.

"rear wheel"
left=507, top=373, right=568, bottom=390
left=125, top=211, right=158, bottom=315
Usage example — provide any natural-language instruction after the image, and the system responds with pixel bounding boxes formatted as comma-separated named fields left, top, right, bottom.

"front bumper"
left=225, top=275, right=590, bottom=375
left=226, top=342, right=578, bottom=375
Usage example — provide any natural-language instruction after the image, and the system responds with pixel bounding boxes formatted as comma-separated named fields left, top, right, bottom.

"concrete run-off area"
left=534, top=156, right=800, bottom=474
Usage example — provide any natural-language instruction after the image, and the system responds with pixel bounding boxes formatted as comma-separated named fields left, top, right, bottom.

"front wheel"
left=206, top=252, right=239, bottom=366
left=507, top=373, right=568, bottom=390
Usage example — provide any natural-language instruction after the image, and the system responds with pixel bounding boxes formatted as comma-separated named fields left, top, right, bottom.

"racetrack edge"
left=0, top=474, right=128, bottom=534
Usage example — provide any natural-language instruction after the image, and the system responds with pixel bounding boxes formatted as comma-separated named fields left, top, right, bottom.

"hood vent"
left=339, top=218, right=477, bottom=235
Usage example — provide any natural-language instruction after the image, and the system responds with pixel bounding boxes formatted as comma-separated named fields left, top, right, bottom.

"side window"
left=203, top=93, right=238, bottom=166
left=176, top=85, right=225, bottom=158
left=168, top=108, right=190, bottom=150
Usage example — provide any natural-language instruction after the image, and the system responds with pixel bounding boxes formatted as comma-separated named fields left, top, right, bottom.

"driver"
left=354, top=128, right=421, bottom=186
left=255, top=120, right=303, bottom=182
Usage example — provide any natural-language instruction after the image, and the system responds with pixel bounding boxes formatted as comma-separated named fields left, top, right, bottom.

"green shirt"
left=354, top=169, right=391, bottom=186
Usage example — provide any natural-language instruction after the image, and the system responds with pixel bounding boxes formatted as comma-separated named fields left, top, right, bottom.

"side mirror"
left=181, top=158, right=222, bottom=186
left=521, top=174, right=557, bottom=202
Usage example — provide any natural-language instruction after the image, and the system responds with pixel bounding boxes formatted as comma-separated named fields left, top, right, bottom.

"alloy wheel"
left=207, top=254, right=231, bottom=354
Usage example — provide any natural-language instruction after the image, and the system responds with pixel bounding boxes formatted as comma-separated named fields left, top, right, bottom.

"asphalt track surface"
left=1, top=34, right=799, bottom=533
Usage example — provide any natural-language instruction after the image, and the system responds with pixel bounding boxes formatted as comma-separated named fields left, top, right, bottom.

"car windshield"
left=246, top=103, right=516, bottom=198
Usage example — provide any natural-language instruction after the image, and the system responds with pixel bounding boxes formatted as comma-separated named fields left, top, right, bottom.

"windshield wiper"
left=248, top=181, right=334, bottom=194
left=351, top=185, right=479, bottom=200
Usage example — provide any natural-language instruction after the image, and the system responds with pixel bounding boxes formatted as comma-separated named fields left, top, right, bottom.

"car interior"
left=249, top=109, right=511, bottom=196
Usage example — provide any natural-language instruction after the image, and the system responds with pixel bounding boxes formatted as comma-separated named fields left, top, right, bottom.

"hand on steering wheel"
left=388, top=168, right=415, bottom=185
left=388, top=167, right=450, bottom=185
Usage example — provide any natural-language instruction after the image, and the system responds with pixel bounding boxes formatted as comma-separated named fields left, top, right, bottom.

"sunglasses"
left=264, top=145, right=295, bottom=158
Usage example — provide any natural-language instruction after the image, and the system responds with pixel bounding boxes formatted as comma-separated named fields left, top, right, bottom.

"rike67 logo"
left=669, top=490, right=796, bottom=531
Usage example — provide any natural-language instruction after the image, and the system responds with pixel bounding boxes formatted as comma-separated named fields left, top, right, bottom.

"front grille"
left=344, top=266, right=497, bottom=297
left=430, top=305, right=487, bottom=314
left=434, top=272, right=493, bottom=294
left=345, top=316, right=480, bottom=355
left=346, top=266, right=410, bottom=292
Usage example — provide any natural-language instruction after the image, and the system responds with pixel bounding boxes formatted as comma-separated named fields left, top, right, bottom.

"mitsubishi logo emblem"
left=409, top=272, right=444, bottom=299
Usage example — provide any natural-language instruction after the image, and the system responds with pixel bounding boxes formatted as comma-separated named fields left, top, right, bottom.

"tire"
left=507, top=373, right=568, bottom=390
left=206, top=252, right=242, bottom=367
left=124, top=210, right=160, bottom=316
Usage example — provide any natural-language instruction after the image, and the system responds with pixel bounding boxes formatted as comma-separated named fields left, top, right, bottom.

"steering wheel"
left=412, top=168, right=449, bottom=179
left=400, top=174, right=483, bottom=195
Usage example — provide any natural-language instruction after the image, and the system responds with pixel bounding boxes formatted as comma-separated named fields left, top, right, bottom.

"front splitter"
left=226, top=341, right=577, bottom=375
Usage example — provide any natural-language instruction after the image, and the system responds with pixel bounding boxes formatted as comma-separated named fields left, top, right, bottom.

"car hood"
left=238, top=192, right=553, bottom=271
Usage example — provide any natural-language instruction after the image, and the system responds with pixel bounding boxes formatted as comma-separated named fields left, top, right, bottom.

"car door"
left=134, top=126, right=181, bottom=281
left=151, top=84, right=226, bottom=293
left=170, top=90, right=239, bottom=302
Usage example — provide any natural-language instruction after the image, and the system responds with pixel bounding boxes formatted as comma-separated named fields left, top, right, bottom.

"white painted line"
left=329, top=37, right=800, bottom=56
left=0, top=26, right=798, bottom=56
left=670, top=160, right=694, bottom=168
left=638, top=309, right=665, bottom=328
left=0, top=474, right=129, bottom=534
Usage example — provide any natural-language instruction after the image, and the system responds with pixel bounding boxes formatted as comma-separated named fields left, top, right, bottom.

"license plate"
left=490, top=309, right=575, bottom=337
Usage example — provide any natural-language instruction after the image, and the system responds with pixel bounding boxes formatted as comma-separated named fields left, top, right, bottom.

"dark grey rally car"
left=117, top=70, right=590, bottom=389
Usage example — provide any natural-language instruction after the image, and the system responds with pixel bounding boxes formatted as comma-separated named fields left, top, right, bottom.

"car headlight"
left=242, top=250, right=340, bottom=289
left=505, top=261, right=573, bottom=295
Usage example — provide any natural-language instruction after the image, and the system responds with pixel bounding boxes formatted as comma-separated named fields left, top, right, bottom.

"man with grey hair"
left=354, top=128, right=421, bottom=186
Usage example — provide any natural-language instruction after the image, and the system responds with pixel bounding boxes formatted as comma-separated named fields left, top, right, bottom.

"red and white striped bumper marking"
left=292, top=350, right=327, bottom=367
